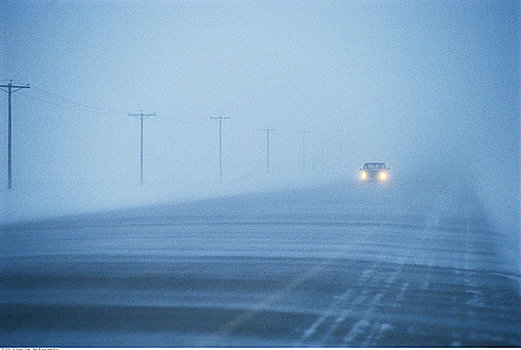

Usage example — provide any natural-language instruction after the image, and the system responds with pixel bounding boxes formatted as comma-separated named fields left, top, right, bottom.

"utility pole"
left=0, top=80, right=30, bottom=189
left=210, top=117, right=230, bottom=183
left=297, top=130, right=308, bottom=172
left=261, top=128, right=275, bottom=173
left=321, top=141, right=325, bottom=166
left=129, top=111, right=156, bottom=186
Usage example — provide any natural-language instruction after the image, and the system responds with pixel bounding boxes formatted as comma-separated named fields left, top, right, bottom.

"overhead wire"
left=3, top=84, right=289, bottom=143
left=1, top=81, right=242, bottom=126
left=17, top=91, right=99, bottom=113
left=0, top=80, right=124, bottom=114
left=29, top=85, right=126, bottom=115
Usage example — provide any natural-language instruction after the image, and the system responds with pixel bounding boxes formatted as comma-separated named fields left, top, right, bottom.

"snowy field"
left=1, top=180, right=520, bottom=346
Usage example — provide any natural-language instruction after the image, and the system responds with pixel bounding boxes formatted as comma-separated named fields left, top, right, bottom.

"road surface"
left=1, top=180, right=520, bottom=346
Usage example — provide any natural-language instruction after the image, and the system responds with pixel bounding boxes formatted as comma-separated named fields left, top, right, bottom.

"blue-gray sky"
left=0, top=1, right=519, bottom=232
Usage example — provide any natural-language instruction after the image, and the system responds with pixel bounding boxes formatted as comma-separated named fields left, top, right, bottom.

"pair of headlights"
left=360, top=170, right=388, bottom=181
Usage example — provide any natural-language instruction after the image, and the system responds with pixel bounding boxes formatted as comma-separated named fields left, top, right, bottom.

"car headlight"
left=379, top=171, right=388, bottom=181
left=360, top=171, right=368, bottom=180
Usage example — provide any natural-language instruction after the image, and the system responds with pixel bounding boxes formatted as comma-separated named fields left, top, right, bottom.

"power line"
left=30, top=85, right=126, bottom=114
left=0, top=80, right=30, bottom=189
left=18, top=91, right=86, bottom=112
left=16, top=89, right=125, bottom=115
left=2, top=81, right=125, bottom=114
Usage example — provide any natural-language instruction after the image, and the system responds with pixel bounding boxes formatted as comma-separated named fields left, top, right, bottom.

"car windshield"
left=364, top=163, right=386, bottom=169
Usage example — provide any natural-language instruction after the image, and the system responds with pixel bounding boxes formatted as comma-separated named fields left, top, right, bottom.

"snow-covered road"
left=1, top=181, right=520, bottom=346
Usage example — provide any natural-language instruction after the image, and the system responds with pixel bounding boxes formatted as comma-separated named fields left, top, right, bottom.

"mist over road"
left=2, top=1, right=519, bottom=346
left=1, top=180, right=520, bottom=346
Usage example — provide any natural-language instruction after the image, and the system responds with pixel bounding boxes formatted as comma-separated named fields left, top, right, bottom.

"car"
left=359, top=162, right=389, bottom=182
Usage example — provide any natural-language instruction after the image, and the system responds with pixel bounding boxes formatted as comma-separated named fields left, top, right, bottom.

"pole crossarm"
left=0, top=84, right=30, bottom=89
left=128, top=112, right=156, bottom=117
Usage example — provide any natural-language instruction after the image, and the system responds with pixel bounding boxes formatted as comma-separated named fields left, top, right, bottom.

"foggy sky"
left=0, top=0, right=519, bottom=235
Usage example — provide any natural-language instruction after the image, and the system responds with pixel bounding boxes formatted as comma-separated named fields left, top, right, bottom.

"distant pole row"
left=128, top=116, right=283, bottom=185
left=127, top=114, right=234, bottom=186
left=1, top=79, right=314, bottom=188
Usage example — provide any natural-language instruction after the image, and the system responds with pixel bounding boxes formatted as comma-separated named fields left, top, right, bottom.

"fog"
left=1, top=1, right=519, bottom=263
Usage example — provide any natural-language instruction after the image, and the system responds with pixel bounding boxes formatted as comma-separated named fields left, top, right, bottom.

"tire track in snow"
left=298, top=261, right=382, bottom=346
left=213, top=226, right=363, bottom=345
left=300, top=192, right=445, bottom=346
left=343, top=193, right=444, bottom=346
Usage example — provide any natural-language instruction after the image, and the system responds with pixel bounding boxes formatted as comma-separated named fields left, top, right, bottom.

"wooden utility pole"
left=261, top=129, right=275, bottom=173
left=0, top=80, right=30, bottom=189
left=210, top=117, right=230, bottom=183
left=129, top=111, right=156, bottom=186
left=297, top=130, right=309, bottom=172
